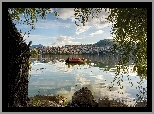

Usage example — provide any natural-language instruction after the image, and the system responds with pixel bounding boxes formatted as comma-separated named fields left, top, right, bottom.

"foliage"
left=30, top=48, right=38, bottom=57
left=73, top=8, right=147, bottom=77
left=8, top=8, right=60, bottom=39
left=8, top=8, right=52, bottom=30
left=106, top=8, right=147, bottom=77
left=31, top=48, right=38, bottom=54
left=73, top=8, right=103, bottom=26
left=33, top=99, right=41, bottom=107
left=8, top=13, right=31, bottom=107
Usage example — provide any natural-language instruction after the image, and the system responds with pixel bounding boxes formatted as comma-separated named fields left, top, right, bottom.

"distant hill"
left=30, top=44, right=44, bottom=49
left=93, top=39, right=115, bottom=47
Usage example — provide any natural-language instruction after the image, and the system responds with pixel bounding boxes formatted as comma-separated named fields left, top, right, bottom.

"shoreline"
left=28, top=87, right=147, bottom=107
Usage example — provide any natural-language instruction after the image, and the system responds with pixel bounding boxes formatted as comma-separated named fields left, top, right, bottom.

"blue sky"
left=15, top=8, right=113, bottom=47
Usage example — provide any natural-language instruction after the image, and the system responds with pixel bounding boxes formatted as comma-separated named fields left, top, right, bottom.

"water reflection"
left=28, top=54, right=147, bottom=106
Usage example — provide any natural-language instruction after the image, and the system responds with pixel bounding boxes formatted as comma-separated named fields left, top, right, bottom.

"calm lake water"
left=28, top=54, right=147, bottom=106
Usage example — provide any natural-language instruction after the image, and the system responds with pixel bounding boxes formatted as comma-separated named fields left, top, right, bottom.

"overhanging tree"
left=8, top=8, right=51, bottom=107
left=73, top=8, right=147, bottom=77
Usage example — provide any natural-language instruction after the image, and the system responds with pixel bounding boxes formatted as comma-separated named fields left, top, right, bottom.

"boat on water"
left=65, top=57, right=87, bottom=63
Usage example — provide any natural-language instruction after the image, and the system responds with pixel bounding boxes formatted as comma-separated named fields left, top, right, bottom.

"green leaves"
left=8, top=8, right=51, bottom=31
left=74, top=8, right=103, bottom=26
left=54, top=11, right=59, bottom=17
left=107, top=8, right=147, bottom=77
left=30, top=48, right=38, bottom=55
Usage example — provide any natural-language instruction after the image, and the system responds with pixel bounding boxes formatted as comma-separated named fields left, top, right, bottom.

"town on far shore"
left=30, top=39, right=122, bottom=55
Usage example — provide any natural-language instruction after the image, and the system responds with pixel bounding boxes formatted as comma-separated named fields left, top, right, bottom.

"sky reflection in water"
left=28, top=58, right=147, bottom=106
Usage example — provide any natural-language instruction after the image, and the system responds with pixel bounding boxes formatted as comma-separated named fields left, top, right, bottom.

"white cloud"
left=55, top=8, right=111, bottom=33
left=21, top=34, right=55, bottom=46
left=106, top=36, right=113, bottom=39
left=76, top=26, right=91, bottom=35
left=89, top=30, right=104, bottom=37
left=51, top=36, right=81, bottom=46
left=85, top=9, right=111, bottom=29
left=16, top=8, right=111, bottom=36
left=56, top=8, right=75, bottom=20
left=36, top=20, right=72, bottom=29
left=76, top=37, right=83, bottom=39
left=22, top=34, right=54, bottom=40
left=16, top=19, right=72, bottom=29
left=87, top=42, right=96, bottom=44
left=91, top=18, right=111, bottom=29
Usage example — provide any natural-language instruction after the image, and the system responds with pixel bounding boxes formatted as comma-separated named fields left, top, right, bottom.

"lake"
left=28, top=54, right=147, bottom=106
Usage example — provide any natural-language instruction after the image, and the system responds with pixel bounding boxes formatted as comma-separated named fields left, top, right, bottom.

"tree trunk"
left=8, top=12, right=31, bottom=107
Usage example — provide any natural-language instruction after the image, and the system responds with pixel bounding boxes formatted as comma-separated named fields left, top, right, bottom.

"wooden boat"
left=65, top=57, right=87, bottom=63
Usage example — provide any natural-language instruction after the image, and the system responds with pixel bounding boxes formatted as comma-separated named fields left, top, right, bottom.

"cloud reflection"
left=29, top=60, right=145, bottom=106
left=74, top=74, right=137, bottom=106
